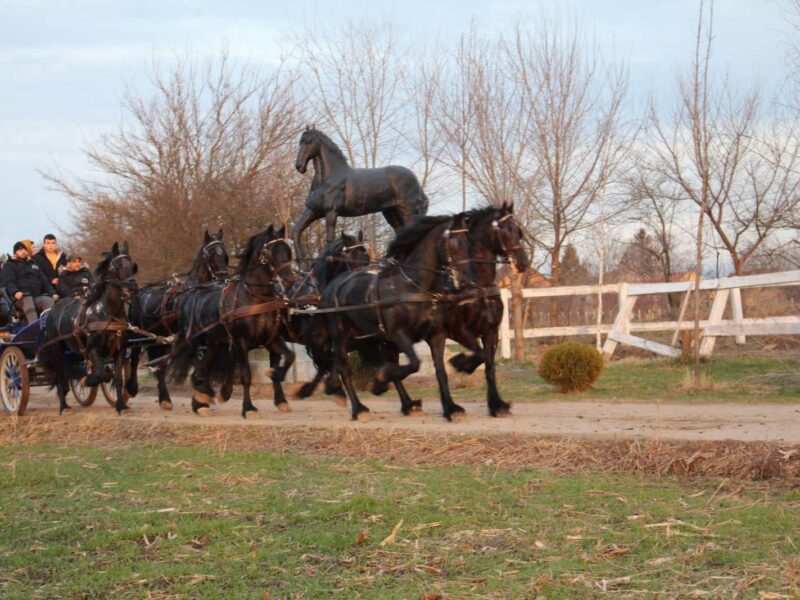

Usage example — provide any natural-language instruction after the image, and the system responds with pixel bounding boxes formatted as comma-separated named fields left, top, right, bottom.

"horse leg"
left=127, top=346, right=140, bottom=397
left=378, top=332, right=420, bottom=383
left=218, top=371, right=234, bottom=403
left=483, top=330, right=511, bottom=417
left=449, top=334, right=485, bottom=374
left=296, top=367, right=324, bottom=398
left=113, top=353, right=129, bottom=415
left=291, top=207, right=319, bottom=261
left=370, top=344, right=422, bottom=415
left=332, top=337, right=370, bottom=422
left=190, top=350, right=215, bottom=416
left=84, top=348, right=106, bottom=387
left=57, top=372, right=71, bottom=415
left=234, top=340, right=258, bottom=419
left=267, top=340, right=294, bottom=413
left=325, top=210, right=337, bottom=244
left=428, top=333, right=466, bottom=422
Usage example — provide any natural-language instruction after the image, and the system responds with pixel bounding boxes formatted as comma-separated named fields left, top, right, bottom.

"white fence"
left=499, top=270, right=800, bottom=360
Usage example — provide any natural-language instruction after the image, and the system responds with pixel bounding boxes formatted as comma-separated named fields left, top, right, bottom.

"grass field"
left=1, top=444, right=798, bottom=599
left=421, top=352, right=800, bottom=405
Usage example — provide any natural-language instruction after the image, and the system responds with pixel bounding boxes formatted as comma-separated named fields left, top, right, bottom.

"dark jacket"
left=32, top=249, right=67, bottom=284
left=1, top=258, right=57, bottom=297
left=58, top=267, right=94, bottom=298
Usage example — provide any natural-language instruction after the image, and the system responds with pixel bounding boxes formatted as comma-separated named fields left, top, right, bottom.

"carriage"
left=0, top=308, right=128, bottom=416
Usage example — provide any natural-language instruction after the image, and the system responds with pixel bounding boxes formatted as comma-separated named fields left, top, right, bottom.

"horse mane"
left=236, top=229, right=268, bottom=275
left=386, top=215, right=452, bottom=261
left=311, top=130, right=348, bottom=164
left=464, top=204, right=502, bottom=225
left=86, top=252, right=113, bottom=303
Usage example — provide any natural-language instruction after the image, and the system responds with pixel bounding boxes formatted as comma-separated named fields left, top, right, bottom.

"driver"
left=0, top=241, right=59, bottom=323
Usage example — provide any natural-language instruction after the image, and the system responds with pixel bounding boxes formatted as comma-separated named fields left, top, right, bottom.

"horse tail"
left=414, top=190, right=430, bottom=217
left=166, top=331, right=192, bottom=385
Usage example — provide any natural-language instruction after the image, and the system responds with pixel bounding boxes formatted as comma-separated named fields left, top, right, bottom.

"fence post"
left=699, top=288, right=730, bottom=357
left=602, top=283, right=633, bottom=358
left=511, top=272, right=525, bottom=361
left=500, top=287, right=511, bottom=359
left=731, top=287, right=746, bottom=345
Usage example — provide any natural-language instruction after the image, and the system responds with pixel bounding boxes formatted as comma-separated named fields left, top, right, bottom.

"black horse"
left=38, top=241, right=139, bottom=415
left=168, top=226, right=293, bottom=418
left=317, top=213, right=472, bottom=422
left=446, top=203, right=530, bottom=417
left=127, top=229, right=229, bottom=409
left=276, top=231, right=371, bottom=401
left=291, top=127, right=429, bottom=260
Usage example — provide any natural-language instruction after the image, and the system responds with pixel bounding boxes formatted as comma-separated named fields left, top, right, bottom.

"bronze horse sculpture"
left=291, top=127, right=429, bottom=260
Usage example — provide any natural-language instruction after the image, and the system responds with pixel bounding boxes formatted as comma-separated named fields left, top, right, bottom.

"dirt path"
left=20, top=389, right=800, bottom=443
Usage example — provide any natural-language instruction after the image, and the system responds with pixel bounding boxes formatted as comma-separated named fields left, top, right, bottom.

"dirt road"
left=20, top=389, right=800, bottom=443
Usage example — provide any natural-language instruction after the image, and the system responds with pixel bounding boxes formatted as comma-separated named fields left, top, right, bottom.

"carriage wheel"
left=69, top=377, right=98, bottom=407
left=0, top=347, right=30, bottom=416
left=101, top=362, right=132, bottom=407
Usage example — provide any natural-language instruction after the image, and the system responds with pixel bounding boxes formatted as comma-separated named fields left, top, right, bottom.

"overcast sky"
left=0, top=0, right=791, bottom=255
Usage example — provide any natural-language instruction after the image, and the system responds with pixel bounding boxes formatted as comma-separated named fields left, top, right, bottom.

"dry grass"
left=2, top=413, right=798, bottom=483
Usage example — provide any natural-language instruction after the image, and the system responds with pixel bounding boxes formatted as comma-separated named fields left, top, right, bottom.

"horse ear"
left=111, top=242, right=119, bottom=256
left=509, top=201, right=514, bottom=213
left=122, top=240, right=129, bottom=255
left=204, top=229, right=211, bottom=243
left=278, top=224, right=286, bottom=238
left=357, top=230, right=364, bottom=243
left=217, top=227, right=224, bottom=239
left=453, top=214, right=465, bottom=228
left=266, top=224, right=274, bottom=236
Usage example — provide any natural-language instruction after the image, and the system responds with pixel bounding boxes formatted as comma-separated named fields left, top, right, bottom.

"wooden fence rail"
left=499, top=270, right=800, bottom=360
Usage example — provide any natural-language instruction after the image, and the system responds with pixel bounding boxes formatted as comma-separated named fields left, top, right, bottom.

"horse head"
left=466, top=203, right=530, bottom=273
left=93, top=240, right=139, bottom=303
left=295, top=126, right=320, bottom=174
left=198, top=228, right=229, bottom=281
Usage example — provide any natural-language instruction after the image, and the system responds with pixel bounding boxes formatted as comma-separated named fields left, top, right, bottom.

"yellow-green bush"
left=538, top=342, right=603, bottom=392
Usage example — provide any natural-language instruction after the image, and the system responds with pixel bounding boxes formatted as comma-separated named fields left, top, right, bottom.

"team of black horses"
left=36, top=129, right=530, bottom=422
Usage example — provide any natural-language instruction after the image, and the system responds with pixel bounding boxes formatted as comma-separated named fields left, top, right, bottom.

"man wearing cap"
left=33, top=233, right=67, bottom=288
left=0, top=242, right=59, bottom=323
left=58, top=254, right=94, bottom=299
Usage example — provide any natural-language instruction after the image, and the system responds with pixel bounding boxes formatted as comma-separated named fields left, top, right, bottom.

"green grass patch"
left=411, top=352, right=800, bottom=404
left=0, top=444, right=798, bottom=598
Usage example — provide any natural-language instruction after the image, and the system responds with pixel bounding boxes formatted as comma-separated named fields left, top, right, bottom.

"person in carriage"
left=0, top=241, right=59, bottom=323
left=0, top=255, right=11, bottom=327
left=32, top=233, right=67, bottom=289
left=57, top=253, right=94, bottom=300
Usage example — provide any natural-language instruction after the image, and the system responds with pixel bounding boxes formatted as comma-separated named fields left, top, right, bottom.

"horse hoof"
left=159, top=400, right=173, bottom=411
left=334, top=396, right=347, bottom=408
left=356, top=411, right=372, bottom=423
left=276, top=402, right=291, bottom=413
left=195, top=406, right=214, bottom=417
left=409, top=406, right=426, bottom=417
left=215, top=392, right=228, bottom=404
left=449, top=411, right=467, bottom=423
left=119, top=409, right=133, bottom=417
left=244, top=410, right=260, bottom=420
left=492, top=408, right=512, bottom=418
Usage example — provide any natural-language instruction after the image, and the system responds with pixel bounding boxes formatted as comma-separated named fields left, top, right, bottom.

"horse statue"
left=127, top=229, right=230, bottom=410
left=38, top=241, right=139, bottom=415
left=291, top=126, right=429, bottom=261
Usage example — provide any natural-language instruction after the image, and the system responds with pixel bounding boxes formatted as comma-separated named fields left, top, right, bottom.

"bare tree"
left=510, top=17, right=634, bottom=284
left=44, top=54, right=303, bottom=279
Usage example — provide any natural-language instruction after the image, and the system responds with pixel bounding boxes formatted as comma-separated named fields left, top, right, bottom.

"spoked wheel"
left=69, top=377, right=98, bottom=407
left=0, top=347, right=30, bottom=415
left=101, top=363, right=132, bottom=407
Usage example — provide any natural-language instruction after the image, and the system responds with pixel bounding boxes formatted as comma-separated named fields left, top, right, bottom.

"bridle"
left=106, top=254, right=138, bottom=299
left=200, top=239, right=229, bottom=279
